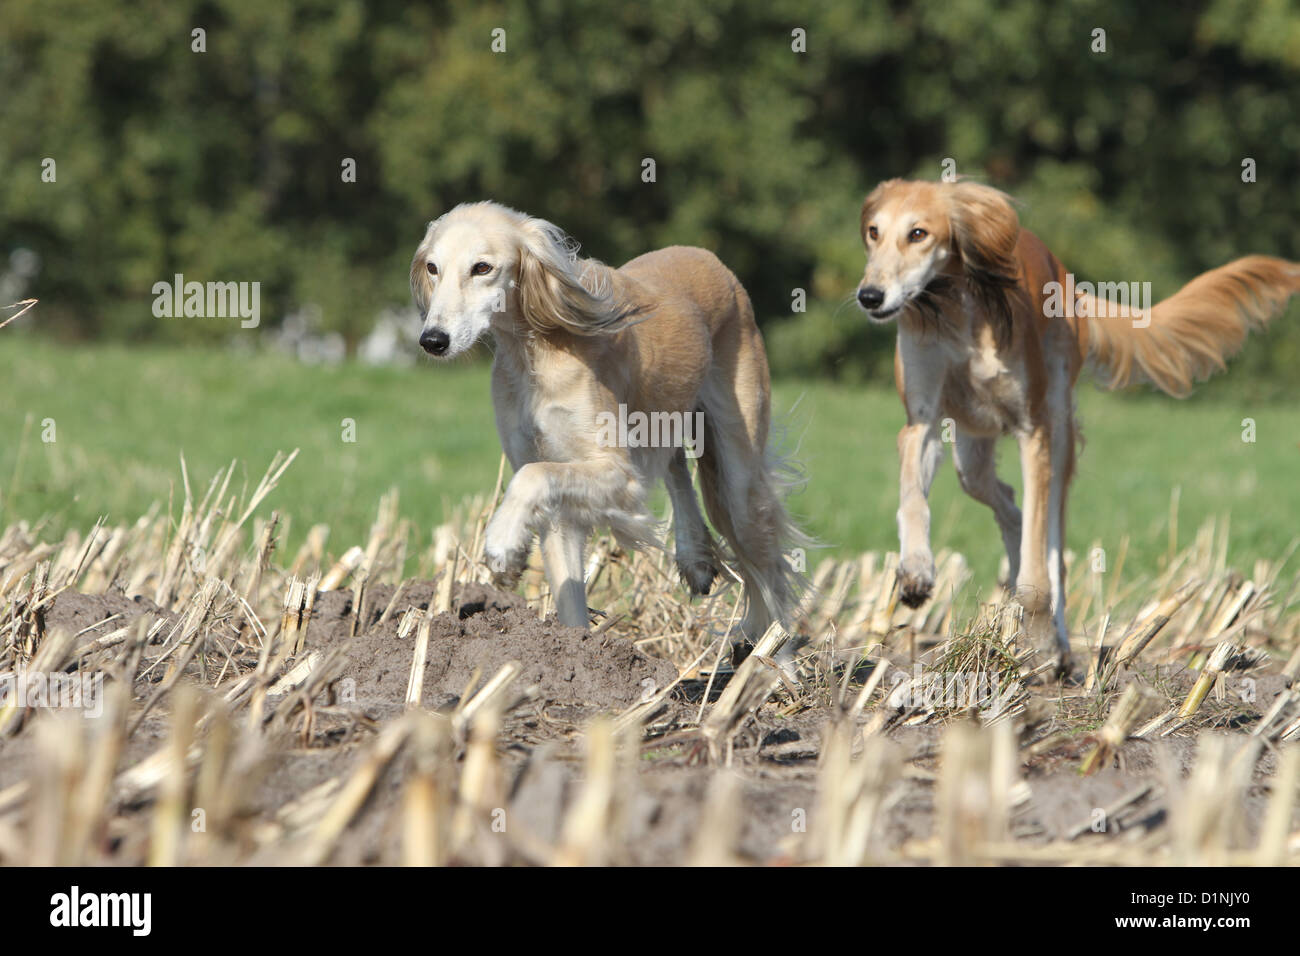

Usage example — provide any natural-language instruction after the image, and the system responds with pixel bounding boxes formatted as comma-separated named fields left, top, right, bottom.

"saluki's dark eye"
left=426, top=262, right=438, bottom=276
left=908, top=228, right=928, bottom=242
left=867, top=225, right=878, bottom=241
left=471, top=261, right=492, bottom=276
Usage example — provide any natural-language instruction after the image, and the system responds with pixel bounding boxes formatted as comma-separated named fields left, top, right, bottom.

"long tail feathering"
left=695, top=413, right=812, bottom=632
left=1081, top=256, right=1300, bottom=397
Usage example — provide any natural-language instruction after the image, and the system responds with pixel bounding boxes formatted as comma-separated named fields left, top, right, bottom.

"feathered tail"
left=1078, top=256, right=1300, bottom=396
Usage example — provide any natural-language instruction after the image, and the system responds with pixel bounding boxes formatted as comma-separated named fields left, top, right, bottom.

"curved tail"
left=1078, top=256, right=1300, bottom=397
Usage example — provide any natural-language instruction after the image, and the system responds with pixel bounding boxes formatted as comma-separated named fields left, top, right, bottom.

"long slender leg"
left=951, top=431, right=1023, bottom=588
left=895, top=420, right=947, bottom=607
left=539, top=521, right=588, bottom=627
left=893, top=333, right=950, bottom=608
left=695, top=404, right=788, bottom=655
left=1015, top=425, right=1063, bottom=663
left=665, top=448, right=717, bottom=595
left=1044, top=388, right=1076, bottom=661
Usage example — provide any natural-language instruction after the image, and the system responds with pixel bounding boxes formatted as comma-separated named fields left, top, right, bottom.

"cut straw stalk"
left=1168, top=735, right=1258, bottom=866
left=934, top=721, right=1016, bottom=865
left=319, top=545, right=365, bottom=592
left=0, top=297, right=37, bottom=331
left=188, top=703, right=235, bottom=863
left=1080, top=684, right=1150, bottom=776
left=1255, top=747, right=1299, bottom=866
left=404, top=608, right=433, bottom=709
left=1251, top=687, right=1300, bottom=740
left=265, top=651, right=319, bottom=698
left=686, top=771, right=743, bottom=866
left=66, top=682, right=130, bottom=863
left=289, top=525, right=330, bottom=578
left=1113, top=580, right=1198, bottom=667
left=300, top=716, right=412, bottom=865
left=700, top=622, right=790, bottom=761
left=1065, top=783, right=1156, bottom=840
left=847, top=643, right=888, bottom=719
left=348, top=571, right=367, bottom=638
left=1087, top=580, right=1199, bottom=694
left=285, top=573, right=320, bottom=656
left=241, top=512, right=279, bottom=611
left=613, top=636, right=721, bottom=737
left=401, top=713, right=451, bottom=867
left=1083, top=614, right=1110, bottom=694
left=1133, top=708, right=1178, bottom=739
left=554, top=718, right=617, bottom=866
left=148, top=686, right=198, bottom=866
left=1178, top=639, right=1239, bottom=719
left=434, top=545, right=458, bottom=615
left=816, top=722, right=900, bottom=865
left=1205, top=579, right=1255, bottom=640
left=28, top=714, right=84, bottom=866
left=451, top=661, right=524, bottom=738
left=450, top=697, right=508, bottom=861
left=1282, top=642, right=1300, bottom=684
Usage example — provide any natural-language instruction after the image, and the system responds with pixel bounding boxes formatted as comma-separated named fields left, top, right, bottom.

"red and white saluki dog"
left=856, top=177, right=1300, bottom=670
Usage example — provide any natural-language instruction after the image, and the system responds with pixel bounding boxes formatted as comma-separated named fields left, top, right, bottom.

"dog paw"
left=730, top=640, right=754, bottom=668
left=896, top=556, right=935, bottom=609
left=677, top=558, right=718, bottom=596
left=484, top=541, right=528, bottom=591
left=1018, top=603, right=1073, bottom=681
left=483, top=513, right=532, bottom=590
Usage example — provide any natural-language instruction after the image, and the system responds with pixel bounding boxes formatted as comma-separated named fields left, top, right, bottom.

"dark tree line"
left=2, top=0, right=1297, bottom=392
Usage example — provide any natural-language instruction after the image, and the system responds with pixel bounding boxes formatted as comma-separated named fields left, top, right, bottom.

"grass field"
left=1, top=334, right=1296, bottom=591
left=2, top=334, right=1299, bottom=867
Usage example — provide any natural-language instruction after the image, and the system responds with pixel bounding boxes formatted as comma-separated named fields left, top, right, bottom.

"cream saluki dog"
left=410, top=202, right=805, bottom=659
left=856, top=178, right=1300, bottom=670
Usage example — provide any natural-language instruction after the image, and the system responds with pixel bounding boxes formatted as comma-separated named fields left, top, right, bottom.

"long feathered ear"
left=409, top=218, right=442, bottom=316
left=860, top=178, right=902, bottom=244
left=948, top=182, right=1023, bottom=340
left=515, top=217, right=631, bottom=335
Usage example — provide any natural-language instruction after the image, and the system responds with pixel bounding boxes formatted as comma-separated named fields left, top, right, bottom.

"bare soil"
left=6, top=580, right=1295, bottom=865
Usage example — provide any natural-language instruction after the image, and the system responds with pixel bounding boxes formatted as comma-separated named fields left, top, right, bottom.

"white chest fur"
left=958, top=327, right=1030, bottom=435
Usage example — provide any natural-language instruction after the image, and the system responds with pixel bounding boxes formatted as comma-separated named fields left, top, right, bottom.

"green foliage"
left=2, top=0, right=1298, bottom=384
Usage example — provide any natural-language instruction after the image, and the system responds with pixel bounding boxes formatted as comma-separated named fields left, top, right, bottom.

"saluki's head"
left=409, top=202, right=626, bottom=358
left=857, top=179, right=1022, bottom=334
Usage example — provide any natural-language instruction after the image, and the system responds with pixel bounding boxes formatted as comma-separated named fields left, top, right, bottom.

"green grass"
left=2, top=335, right=1296, bottom=594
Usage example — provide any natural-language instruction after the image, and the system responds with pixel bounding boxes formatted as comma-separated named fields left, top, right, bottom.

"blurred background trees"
left=3, top=0, right=1298, bottom=393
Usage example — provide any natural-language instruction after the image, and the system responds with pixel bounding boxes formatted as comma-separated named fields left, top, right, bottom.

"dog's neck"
left=489, top=316, right=538, bottom=372
left=900, top=273, right=1019, bottom=350
left=897, top=275, right=968, bottom=342
left=489, top=312, right=578, bottom=387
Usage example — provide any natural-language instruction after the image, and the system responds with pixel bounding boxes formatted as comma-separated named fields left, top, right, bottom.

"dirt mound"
left=41, top=589, right=173, bottom=648
left=304, top=581, right=678, bottom=719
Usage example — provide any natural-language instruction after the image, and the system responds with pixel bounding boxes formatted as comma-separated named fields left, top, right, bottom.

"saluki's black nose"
left=420, top=328, right=450, bottom=356
left=858, top=286, right=885, bottom=309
